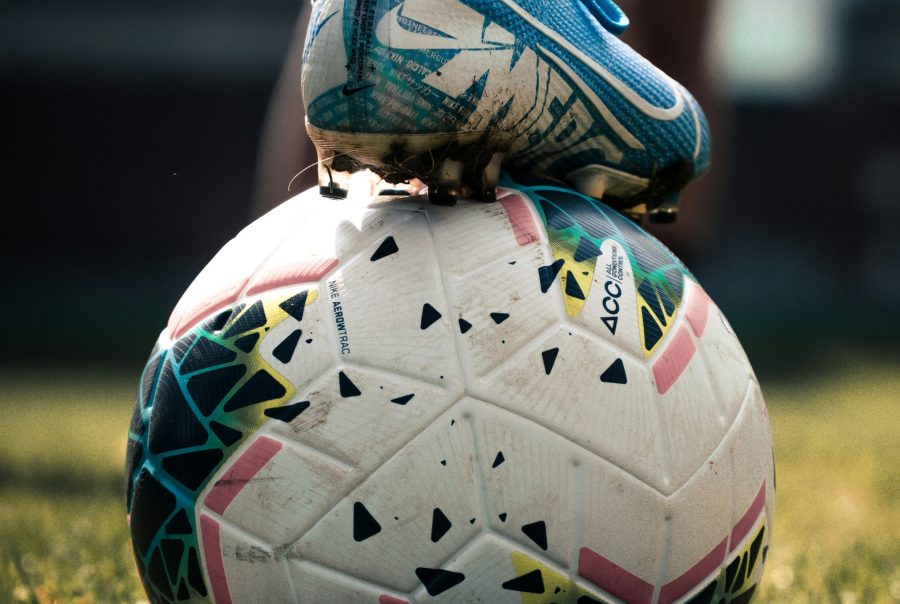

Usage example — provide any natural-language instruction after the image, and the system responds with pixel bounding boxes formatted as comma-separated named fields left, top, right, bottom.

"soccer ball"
left=125, top=173, right=774, bottom=604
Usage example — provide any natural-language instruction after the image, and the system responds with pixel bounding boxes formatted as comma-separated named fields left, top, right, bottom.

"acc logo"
left=602, top=280, right=622, bottom=335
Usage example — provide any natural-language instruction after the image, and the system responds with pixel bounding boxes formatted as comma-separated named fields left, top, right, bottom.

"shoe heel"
left=316, top=147, right=352, bottom=199
left=428, top=159, right=464, bottom=206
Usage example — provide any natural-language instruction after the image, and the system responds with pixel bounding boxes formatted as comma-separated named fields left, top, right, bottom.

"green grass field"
left=1, top=357, right=898, bottom=603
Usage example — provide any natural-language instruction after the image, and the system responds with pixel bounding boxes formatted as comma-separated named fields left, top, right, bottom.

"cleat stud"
left=647, top=207, right=678, bottom=224
left=378, top=189, right=412, bottom=197
left=436, top=158, right=464, bottom=186
left=319, top=184, right=349, bottom=199
left=620, top=203, right=647, bottom=223
left=566, top=165, right=610, bottom=200
left=476, top=152, right=504, bottom=203
left=316, top=147, right=351, bottom=199
left=647, top=194, right=680, bottom=224
left=476, top=187, right=497, bottom=203
left=429, top=159, right=464, bottom=206
left=428, top=184, right=458, bottom=207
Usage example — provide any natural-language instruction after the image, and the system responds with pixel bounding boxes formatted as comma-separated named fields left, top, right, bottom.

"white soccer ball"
left=126, top=174, right=774, bottom=604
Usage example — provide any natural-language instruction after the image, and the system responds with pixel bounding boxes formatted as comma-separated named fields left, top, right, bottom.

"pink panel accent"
left=730, top=481, right=767, bottom=552
left=204, top=436, right=283, bottom=515
left=683, top=281, right=712, bottom=338
left=168, top=280, right=247, bottom=341
left=200, top=514, right=233, bottom=604
left=246, top=257, right=339, bottom=297
left=658, top=538, right=727, bottom=604
left=653, top=325, right=697, bottom=395
left=379, top=596, right=409, bottom=604
left=498, top=190, right=541, bottom=247
left=578, top=547, right=654, bottom=604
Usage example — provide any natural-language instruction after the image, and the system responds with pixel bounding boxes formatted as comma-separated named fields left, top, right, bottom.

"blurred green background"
left=1, top=0, right=899, bottom=601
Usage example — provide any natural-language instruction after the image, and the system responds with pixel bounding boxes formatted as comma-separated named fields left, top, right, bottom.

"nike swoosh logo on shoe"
left=342, top=82, right=375, bottom=96
left=496, top=0, right=684, bottom=121
left=376, top=0, right=512, bottom=51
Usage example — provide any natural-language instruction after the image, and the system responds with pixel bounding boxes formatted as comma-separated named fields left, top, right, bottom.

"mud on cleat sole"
left=307, top=123, right=512, bottom=206
left=308, top=124, right=690, bottom=217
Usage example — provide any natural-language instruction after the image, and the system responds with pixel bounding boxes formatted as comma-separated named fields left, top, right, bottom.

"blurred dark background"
left=2, top=0, right=899, bottom=371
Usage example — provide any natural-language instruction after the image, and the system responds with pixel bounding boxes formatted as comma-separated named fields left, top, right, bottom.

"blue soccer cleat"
left=302, top=0, right=711, bottom=219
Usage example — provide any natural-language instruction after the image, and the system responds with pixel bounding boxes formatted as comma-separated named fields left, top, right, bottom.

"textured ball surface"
left=126, top=174, right=774, bottom=603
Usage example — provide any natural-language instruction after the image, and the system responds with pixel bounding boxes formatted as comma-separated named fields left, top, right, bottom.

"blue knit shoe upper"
left=302, top=0, right=711, bottom=206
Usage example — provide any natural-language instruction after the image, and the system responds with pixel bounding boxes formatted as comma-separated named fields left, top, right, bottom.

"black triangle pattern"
left=339, top=371, right=362, bottom=397
left=431, top=508, right=452, bottom=543
left=352, top=502, right=382, bottom=542
left=391, top=394, right=414, bottom=405
left=542, top=348, right=559, bottom=375
left=600, top=358, right=627, bottom=384
left=502, top=569, right=545, bottom=593
left=521, top=520, right=548, bottom=551
left=370, top=236, right=399, bottom=261
left=415, top=568, right=466, bottom=596
left=421, top=304, right=442, bottom=330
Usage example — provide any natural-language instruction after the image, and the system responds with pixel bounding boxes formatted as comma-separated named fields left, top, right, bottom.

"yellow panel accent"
left=549, top=240, right=600, bottom=318
left=232, top=289, right=318, bottom=427
left=509, top=551, right=608, bottom=604
left=636, top=288, right=678, bottom=358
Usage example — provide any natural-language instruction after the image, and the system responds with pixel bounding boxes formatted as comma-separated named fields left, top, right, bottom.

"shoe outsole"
left=308, top=122, right=686, bottom=221
left=308, top=123, right=510, bottom=206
